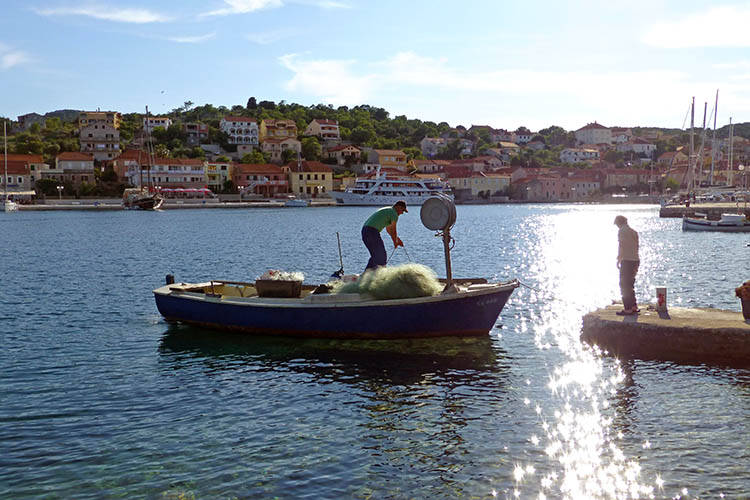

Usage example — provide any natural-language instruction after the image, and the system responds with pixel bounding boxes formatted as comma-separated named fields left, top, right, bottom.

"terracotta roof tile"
left=56, top=152, right=94, bottom=161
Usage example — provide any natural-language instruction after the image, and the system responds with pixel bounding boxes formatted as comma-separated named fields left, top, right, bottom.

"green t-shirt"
left=364, top=206, right=399, bottom=232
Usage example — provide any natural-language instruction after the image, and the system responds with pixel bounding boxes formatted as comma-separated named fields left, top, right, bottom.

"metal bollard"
left=656, top=286, right=667, bottom=312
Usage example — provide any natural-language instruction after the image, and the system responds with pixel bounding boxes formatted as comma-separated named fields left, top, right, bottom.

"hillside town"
left=4, top=107, right=750, bottom=204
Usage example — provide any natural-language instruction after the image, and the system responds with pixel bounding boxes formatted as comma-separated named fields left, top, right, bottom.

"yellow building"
left=283, top=161, right=333, bottom=197
left=78, top=110, right=122, bottom=129
left=260, top=119, right=298, bottom=142
left=369, top=149, right=408, bottom=171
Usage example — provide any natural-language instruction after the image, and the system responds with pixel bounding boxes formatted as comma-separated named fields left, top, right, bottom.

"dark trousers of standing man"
left=619, top=260, right=640, bottom=310
left=362, top=225, right=386, bottom=271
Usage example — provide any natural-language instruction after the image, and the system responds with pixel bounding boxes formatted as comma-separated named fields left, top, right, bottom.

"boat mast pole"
left=3, top=121, right=7, bottom=203
left=710, top=89, right=718, bottom=185
left=728, top=117, right=734, bottom=187
left=699, top=101, right=707, bottom=188
left=688, top=97, right=695, bottom=194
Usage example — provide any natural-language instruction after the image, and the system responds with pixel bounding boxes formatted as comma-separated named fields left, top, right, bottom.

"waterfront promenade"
left=17, top=198, right=337, bottom=210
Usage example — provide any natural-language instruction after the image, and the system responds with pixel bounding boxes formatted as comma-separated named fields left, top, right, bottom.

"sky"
left=2, top=0, right=750, bottom=132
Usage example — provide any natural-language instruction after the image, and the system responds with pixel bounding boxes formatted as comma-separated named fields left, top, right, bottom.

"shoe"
left=632, top=308, right=640, bottom=313
left=616, top=310, right=634, bottom=316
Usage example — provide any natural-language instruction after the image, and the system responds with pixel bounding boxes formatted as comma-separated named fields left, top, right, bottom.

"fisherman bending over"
left=361, top=201, right=408, bottom=272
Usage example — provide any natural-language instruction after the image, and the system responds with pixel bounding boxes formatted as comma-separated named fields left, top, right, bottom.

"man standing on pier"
left=361, top=201, right=407, bottom=272
left=614, top=215, right=640, bottom=315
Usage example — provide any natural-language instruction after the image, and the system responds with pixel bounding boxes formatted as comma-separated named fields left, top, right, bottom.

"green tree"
left=403, top=147, right=425, bottom=162
left=301, top=137, right=321, bottom=160
left=240, top=151, right=265, bottom=164
left=350, top=125, right=376, bottom=145
left=282, top=148, right=298, bottom=164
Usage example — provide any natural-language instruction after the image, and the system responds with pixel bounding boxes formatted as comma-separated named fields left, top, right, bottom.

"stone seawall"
left=581, top=304, right=750, bottom=366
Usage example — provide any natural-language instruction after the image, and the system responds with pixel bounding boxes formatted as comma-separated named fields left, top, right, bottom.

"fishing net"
left=332, top=263, right=443, bottom=299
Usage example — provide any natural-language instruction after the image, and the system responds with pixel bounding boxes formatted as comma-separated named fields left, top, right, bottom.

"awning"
left=0, top=190, right=36, bottom=196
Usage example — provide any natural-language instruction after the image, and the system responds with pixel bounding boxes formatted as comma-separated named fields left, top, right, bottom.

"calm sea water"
left=1, top=204, right=749, bottom=499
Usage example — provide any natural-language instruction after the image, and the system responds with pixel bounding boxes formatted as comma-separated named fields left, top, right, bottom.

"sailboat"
left=682, top=113, right=750, bottom=231
left=3, top=121, right=19, bottom=212
left=122, top=106, right=164, bottom=210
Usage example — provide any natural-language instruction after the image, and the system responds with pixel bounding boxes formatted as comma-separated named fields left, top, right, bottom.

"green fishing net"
left=333, top=263, right=443, bottom=299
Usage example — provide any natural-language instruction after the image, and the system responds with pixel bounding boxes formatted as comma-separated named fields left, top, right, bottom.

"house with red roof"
left=368, top=149, right=408, bottom=171
left=260, top=119, right=297, bottom=142
left=444, top=167, right=510, bottom=200
left=1, top=153, right=47, bottom=190
left=261, top=137, right=302, bottom=164
left=512, top=174, right=569, bottom=201
left=413, top=159, right=449, bottom=174
left=324, top=144, right=361, bottom=165
left=304, top=119, right=340, bottom=141
left=232, top=163, right=288, bottom=197
left=147, top=158, right=206, bottom=189
left=53, top=152, right=95, bottom=187
left=283, top=160, right=333, bottom=197
left=575, top=122, right=612, bottom=146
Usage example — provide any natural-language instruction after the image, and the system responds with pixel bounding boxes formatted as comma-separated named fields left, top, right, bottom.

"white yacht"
left=334, top=167, right=453, bottom=206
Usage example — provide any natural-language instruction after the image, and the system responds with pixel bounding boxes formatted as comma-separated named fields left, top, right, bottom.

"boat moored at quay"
left=334, top=167, right=453, bottom=206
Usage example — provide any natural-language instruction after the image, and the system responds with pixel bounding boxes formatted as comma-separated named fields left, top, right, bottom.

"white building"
left=560, top=148, right=600, bottom=163
left=143, top=116, right=173, bottom=133
left=575, top=122, right=612, bottom=146
left=616, top=138, right=656, bottom=157
left=304, top=119, right=341, bottom=141
left=220, top=116, right=259, bottom=146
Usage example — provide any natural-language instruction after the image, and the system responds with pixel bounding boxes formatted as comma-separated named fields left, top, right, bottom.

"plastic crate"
left=255, top=279, right=302, bottom=298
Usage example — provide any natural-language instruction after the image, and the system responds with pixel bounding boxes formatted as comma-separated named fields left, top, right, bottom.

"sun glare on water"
left=501, top=206, right=663, bottom=499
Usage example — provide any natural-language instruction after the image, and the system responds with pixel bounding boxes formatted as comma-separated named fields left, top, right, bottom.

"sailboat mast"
left=689, top=97, right=695, bottom=193
left=728, top=117, right=734, bottom=187
left=4, top=120, right=7, bottom=202
left=710, top=90, right=718, bottom=185
left=698, top=101, right=707, bottom=187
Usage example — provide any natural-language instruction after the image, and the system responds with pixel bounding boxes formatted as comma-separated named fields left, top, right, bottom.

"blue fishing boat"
left=153, top=195, right=518, bottom=338
left=153, top=278, right=518, bottom=339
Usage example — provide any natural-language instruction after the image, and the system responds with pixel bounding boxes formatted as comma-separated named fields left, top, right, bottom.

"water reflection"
left=157, top=325, right=514, bottom=498
left=158, top=324, right=505, bottom=387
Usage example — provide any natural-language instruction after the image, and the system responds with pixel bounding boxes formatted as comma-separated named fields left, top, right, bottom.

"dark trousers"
left=619, top=260, right=639, bottom=310
left=362, top=225, right=386, bottom=272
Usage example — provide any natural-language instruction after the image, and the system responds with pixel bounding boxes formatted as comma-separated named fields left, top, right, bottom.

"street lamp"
left=56, top=185, right=64, bottom=200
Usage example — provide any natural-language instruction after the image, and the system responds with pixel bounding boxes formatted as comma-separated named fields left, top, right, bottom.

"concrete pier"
left=581, top=304, right=750, bottom=366
left=659, top=202, right=750, bottom=219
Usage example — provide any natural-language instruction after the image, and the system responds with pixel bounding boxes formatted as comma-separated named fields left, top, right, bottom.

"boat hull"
left=153, top=281, right=517, bottom=338
left=123, top=195, right=164, bottom=210
left=682, top=217, right=750, bottom=232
